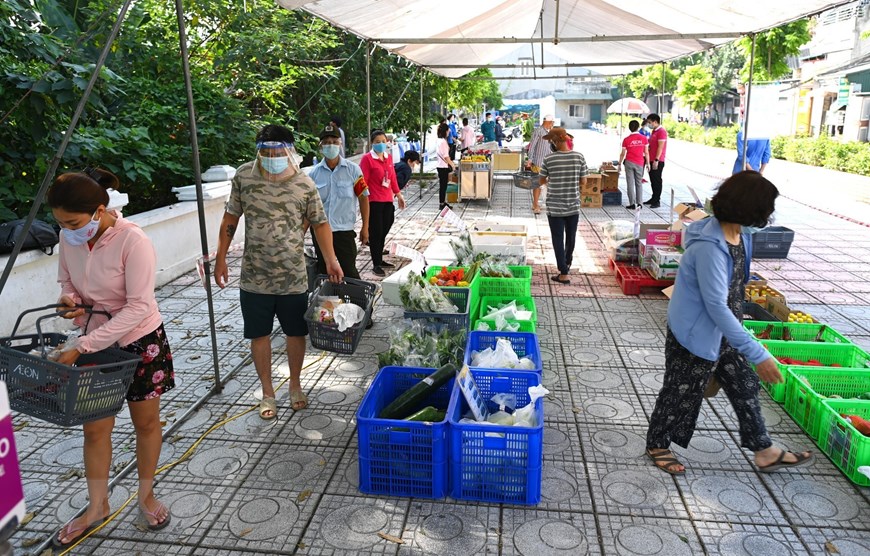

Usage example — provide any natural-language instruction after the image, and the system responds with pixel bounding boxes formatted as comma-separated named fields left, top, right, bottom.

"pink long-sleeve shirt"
left=58, top=216, right=163, bottom=353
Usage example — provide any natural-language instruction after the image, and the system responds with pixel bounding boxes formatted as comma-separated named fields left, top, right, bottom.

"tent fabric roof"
left=277, top=0, right=851, bottom=78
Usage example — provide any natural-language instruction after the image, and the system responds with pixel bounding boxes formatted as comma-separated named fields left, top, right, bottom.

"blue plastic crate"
left=448, top=369, right=544, bottom=504
left=602, top=190, right=623, bottom=205
left=465, top=331, right=542, bottom=373
left=356, top=366, right=455, bottom=499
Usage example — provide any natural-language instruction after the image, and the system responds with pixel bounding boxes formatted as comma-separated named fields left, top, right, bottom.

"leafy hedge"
left=658, top=116, right=870, bottom=177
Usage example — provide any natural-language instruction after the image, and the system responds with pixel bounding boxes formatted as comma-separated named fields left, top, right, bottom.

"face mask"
left=260, top=155, right=289, bottom=174
left=63, top=210, right=100, bottom=246
left=373, top=143, right=389, bottom=154
left=741, top=225, right=766, bottom=235
left=321, top=144, right=341, bottom=160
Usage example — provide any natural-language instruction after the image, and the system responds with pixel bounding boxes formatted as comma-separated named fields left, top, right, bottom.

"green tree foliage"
left=0, top=0, right=502, bottom=219
left=675, top=65, right=715, bottom=112
left=702, top=43, right=745, bottom=104
left=617, top=64, right=681, bottom=104
left=737, top=20, right=812, bottom=82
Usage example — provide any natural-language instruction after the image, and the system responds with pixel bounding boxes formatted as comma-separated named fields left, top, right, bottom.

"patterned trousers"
left=646, top=328, right=772, bottom=452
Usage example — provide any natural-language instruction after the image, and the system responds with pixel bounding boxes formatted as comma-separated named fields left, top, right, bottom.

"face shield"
left=254, top=140, right=302, bottom=178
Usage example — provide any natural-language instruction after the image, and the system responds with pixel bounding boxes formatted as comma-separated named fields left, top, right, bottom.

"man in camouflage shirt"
left=215, top=124, right=343, bottom=419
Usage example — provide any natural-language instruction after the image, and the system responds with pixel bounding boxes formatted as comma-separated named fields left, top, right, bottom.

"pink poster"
left=0, top=382, right=26, bottom=534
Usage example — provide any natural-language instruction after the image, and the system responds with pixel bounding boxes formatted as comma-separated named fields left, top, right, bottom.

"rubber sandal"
left=138, top=500, right=172, bottom=531
left=259, top=396, right=277, bottom=420
left=647, top=449, right=686, bottom=475
left=757, top=450, right=813, bottom=473
left=52, top=515, right=110, bottom=549
left=290, top=388, right=309, bottom=411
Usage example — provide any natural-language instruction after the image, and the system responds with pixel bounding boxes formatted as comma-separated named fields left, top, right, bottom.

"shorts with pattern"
left=121, top=324, right=175, bottom=402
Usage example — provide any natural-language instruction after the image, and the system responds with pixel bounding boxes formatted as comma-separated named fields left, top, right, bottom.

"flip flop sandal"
left=259, top=396, right=277, bottom=420
left=138, top=500, right=172, bottom=531
left=290, top=388, right=309, bottom=411
left=52, top=515, right=110, bottom=549
left=647, top=449, right=686, bottom=475
left=757, top=450, right=813, bottom=473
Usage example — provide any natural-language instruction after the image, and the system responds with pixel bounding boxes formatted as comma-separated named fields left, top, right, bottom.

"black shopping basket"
left=0, top=304, right=140, bottom=427
left=305, top=276, right=376, bottom=355
left=512, top=171, right=541, bottom=190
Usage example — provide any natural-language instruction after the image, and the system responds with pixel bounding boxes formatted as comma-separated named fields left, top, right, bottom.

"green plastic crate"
left=783, top=367, right=870, bottom=441
left=473, top=265, right=532, bottom=299
left=472, top=318, right=536, bottom=333
left=817, top=399, right=870, bottom=486
left=756, top=341, right=870, bottom=403
left=744, top=321, right=851, bottom=344
left=479, top=296, right=537, bottom=323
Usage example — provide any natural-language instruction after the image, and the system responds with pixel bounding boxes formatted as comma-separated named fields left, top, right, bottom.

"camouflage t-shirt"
left=226, top=161, right=327, bottom=295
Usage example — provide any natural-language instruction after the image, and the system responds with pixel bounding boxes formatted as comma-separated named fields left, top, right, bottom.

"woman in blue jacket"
left=646, top=171, right=812, bottom=475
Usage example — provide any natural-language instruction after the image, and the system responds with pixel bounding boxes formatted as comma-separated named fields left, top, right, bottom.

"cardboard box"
left=581, top=193, right=603, bottom=208
left=671, top=202, right=709, bottom=230
left=746, top=272, right=767, bottom=286
left=600, top=170, right=619, bottom=191
left=662, top=284, right=675, bottom=298
left=639, top=240, right=653, bottom=269
left=650, top=245, right=683, bottom=267
left=645, top=228, right=682, bottom=247
left=767, top=296, right=791, bottom=321
left=491, top=152, right=522, bottom=172
left=649, top=260, right=678, bottom=280
left=581, top=179, right=601, bottom=194
left=745, top=284, right=786, bottom=306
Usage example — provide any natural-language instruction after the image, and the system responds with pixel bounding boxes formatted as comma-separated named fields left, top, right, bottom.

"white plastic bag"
left=513, top=385, right=550, bottom=427
left=470, top=338, right=535, bottom=370
left=333, top=303, right=365, bottom=331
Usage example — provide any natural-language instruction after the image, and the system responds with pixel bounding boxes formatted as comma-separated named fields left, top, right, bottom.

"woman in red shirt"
left=359, top=129, right=406, bottom=276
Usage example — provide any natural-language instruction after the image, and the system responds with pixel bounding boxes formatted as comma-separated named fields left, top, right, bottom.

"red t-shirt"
left=621, top=133, right=648, bottom=165
left=649, top=126, right=668, bottom=161
left=359, top=151, right=400, bottom=203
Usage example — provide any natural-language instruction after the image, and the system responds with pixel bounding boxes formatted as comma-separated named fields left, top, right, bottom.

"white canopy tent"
left=276, top=0, right=851, bottom=78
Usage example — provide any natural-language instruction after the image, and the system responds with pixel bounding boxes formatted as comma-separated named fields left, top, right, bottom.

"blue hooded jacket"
left=667, top=217, right=770, bottom=365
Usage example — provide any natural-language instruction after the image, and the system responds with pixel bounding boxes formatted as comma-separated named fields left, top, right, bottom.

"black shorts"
left=239, top=289, right=309, bottom=339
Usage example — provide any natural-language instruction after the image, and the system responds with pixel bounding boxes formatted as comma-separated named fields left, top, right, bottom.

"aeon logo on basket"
left=12, top=364, right=38, bottom=380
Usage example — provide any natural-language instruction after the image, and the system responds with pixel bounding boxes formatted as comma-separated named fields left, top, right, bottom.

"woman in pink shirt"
left=48, top=169, right=173, bottom=548
left=360, top=129, right=406, bottom=276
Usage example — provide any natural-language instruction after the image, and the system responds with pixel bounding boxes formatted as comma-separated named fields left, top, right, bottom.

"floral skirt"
left=121, top=324, right=175, bottom=402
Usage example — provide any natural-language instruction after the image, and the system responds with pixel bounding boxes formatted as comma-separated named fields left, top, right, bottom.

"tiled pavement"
left=8, top=131, right=870, bottom=555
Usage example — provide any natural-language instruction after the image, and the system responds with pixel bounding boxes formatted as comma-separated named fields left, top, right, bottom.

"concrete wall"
left=0, top=195, right=240, bottom=335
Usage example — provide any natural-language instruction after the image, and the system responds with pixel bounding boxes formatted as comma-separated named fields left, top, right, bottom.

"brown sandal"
left=757, top=449, right=813, bottom=473
left=647, top=448, right=686, bottom=475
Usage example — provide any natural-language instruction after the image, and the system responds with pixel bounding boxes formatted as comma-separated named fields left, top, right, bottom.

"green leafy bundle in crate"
left=744, top=321, right=851, bottom=344
left=783, top=367, right=870, bottom=441
left=479, top=296, right=537, bottom=323
left=756, top=341, right=870, bottom=403
left=817, top=399, right=870, bottom=486
left=473, top=265, right=532, bottom=299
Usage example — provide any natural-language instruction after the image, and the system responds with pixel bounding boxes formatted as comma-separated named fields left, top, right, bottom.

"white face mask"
left=62, top=210, right=100, bottom=246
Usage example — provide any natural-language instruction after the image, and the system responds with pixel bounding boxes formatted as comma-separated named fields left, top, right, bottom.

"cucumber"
left=402, top=406, right=446, bottom=422
left=379, top=364, right=456, bottom=419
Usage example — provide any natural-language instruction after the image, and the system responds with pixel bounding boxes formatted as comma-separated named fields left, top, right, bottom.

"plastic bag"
left=470, top=337, right=535, bottom=370
left=600, top=220, right=635, bottom=250
left=377, top=319, right=466, bottom=369
left=333, top=303, right=365, bottom=331
left=483, top=300, right=517, bottom=320
left=449, top=233, right=476, bottom=265
left=477, top=313, right=520, bottom=332
left=513, top=385, right=550, bottom=427
left=478, top=259, right=513, bottom=278
left=314, top=296, right=343, bottom=324
left=400, top=274, right=457, bottom=313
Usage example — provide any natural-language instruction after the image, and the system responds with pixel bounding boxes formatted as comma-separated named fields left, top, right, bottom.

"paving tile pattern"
left=8, top=131, right=870, bottom=554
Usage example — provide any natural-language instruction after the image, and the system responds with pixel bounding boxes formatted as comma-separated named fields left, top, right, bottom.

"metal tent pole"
left=660, top=62, right=666, bottom=115
left=742, top=34, right=757, bottom=170
left=0, top=0, right=135, bottom=299
left=175, top=0, right=222, bottom=390
left=420, top=71, right=425, bottom=199
left=366, top=41, right=372, bottom=146
left=620, top=76, right=625, bottom=139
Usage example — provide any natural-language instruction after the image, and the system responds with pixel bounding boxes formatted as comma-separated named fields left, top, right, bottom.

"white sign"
left=744, top=84, right=780, bottom=140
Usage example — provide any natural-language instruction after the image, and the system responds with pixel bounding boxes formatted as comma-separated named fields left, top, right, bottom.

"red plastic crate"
left=612, top=261, right=673, bottom=295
